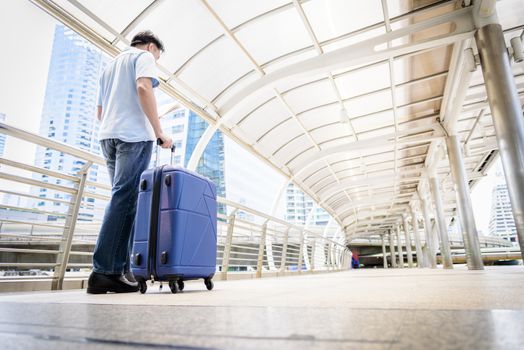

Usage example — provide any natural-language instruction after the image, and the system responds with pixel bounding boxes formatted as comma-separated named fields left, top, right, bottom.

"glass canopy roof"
left=30, top=0, right=524, bottom=239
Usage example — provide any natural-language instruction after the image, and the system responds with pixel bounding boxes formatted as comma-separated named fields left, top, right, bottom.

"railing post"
left=221, top=209, right=237, bottom=280
left=310, top=238, right=316, bottom=272
left=297, top=230, right=305, bottom=273
left=396, top=225, right=404, bottom=268
left=429, top=174, right=454, bottom=269
left=402, top=214, right=414, bottom=268
left=328, top=242, right=334, bottom=270
left=52, top=161, right=91, bottom=290
left=280, top=227, right=290, bottom=272
left=256, top=220, right=269, bottom=278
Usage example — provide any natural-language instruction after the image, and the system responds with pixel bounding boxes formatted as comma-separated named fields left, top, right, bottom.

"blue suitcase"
left=131, top=145, right=217, bottom=294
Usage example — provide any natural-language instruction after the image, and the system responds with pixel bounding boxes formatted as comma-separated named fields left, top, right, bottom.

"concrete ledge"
left=0, top=269, right=348, bottom=293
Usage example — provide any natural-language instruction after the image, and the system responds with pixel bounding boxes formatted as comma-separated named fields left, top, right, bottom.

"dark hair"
left=130, top=30, right=165, bottom=52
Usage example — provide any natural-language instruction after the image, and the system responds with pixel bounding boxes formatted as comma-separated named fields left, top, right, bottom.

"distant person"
left=87, top=31, right=173, bottom=294
left=352, top=251, right=360, bottom=269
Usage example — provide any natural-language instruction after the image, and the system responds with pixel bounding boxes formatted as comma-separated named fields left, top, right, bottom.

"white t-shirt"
left=97, top=47, right=159, bottom=142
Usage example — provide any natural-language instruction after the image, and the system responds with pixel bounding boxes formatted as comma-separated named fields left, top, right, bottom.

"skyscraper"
left=489, top=179, right=517, bottom=244
left=184, top=111, right=226, bottom=214
left=285, top=183, right=330, bottom=226
left=32, top=25, right=109, bottom=220
left=0, top=113, right=6, bottom=157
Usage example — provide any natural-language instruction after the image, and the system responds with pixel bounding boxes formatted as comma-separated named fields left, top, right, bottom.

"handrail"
left=0, top=121, right=350, bottom=289
left=0, top=122, right=105, bottom=165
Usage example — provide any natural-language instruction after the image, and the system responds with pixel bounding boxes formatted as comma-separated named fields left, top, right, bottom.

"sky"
left=0, top=0, right=505, bottom=235
left=0, top=1, right=56, bottom=192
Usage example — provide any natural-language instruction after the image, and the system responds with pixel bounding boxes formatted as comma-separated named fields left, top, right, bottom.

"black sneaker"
left=87, top=272, right=139, bottom=294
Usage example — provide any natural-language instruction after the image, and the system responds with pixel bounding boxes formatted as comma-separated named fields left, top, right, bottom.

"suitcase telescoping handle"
left=155, top=138, right=176, bottom=167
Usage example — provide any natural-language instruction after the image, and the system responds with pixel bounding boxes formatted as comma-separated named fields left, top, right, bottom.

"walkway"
left=1, top=266, right=523, bottom=349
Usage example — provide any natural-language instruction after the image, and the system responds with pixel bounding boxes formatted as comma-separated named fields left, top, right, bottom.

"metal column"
left=410, top=208, right=424, bottom=268
left=446, top=135, right=484, bottom=270
left=280, top=228, right=290, bottom=272
left=52, top=162, right=91, bottom=290
left=421, top=198, right=437, bottom=268
left=381, top=235, right=388, bottom=269
left=388, top=232, right=397, bottom=268
left=396, top=225, right=404, bottom=268
left=475, top=24, right=524, bottom=260
left=402, top=215, right=414, bottom=268
left=297, top=231, right=305, bottom=273
left=429, top=176, right=453, bottom=269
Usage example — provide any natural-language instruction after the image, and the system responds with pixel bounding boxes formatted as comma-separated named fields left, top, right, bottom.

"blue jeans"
left=93, top=139, right=153, bottom=275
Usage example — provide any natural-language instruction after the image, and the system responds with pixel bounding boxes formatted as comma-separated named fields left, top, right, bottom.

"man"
left=87, top=31, right=173, bottom=294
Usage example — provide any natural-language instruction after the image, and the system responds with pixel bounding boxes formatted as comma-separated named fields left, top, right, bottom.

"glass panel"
left=345, top=89, right=393, bottom=118
left=322, top=27, right=386, bottom=53
left=396, top=99, right=441, bottom=123
left=335, top=63, right=390, bottom=99
left=238, top=99, right=290, bottom=140
left=78, top=0, right=153, bottom=33
left=357, top=126, right=396, bottom=140
left=387, top=0, right=448, bottom=19
left=302, top=0, right=384, bottom=42
left=222, top=91, right=277, bottom=128
left=178, top=36, right=254, bottom=102
left=319, top=136, right=355, bottom=150
left=395, top=74, right=446, bottom=106
left=256, top=119, right=304, bottom=156
left=393, top=46, right=451, bottom=85
left=213, top=70, right=258, bottom=107
left=224, top=137, right=287, bottom=215
left=351, top=110, right=394, bottom=134
left=287, top=147, right=321, bottom=171
left=263, top=49, right=318, bottom=74
left=273, top=135, right=313, bottom=168
left=207, top=0, right=290, bottom=29
left=52, top=0, right=116, bottom=40
left=283, top=78, right=338, bottom=114
left=497, top=0, right=524, bottom=30
left=235, top=6, right=312, bottom=65
left=310, top=124, right=351, bottom=145
left=125, top=1, right=224, bottom=73
left=299, top=103, right=340, bottom=131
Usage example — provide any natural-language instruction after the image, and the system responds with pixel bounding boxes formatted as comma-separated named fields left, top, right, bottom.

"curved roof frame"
left=29, top=0, right=524, bottom=240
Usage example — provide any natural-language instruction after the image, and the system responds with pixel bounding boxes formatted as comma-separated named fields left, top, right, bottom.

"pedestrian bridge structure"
left=1, top=0, right=524, bottom=349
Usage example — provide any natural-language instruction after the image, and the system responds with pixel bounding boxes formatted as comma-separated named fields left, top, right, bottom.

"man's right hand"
left=156, top=133, right=173, bottom=149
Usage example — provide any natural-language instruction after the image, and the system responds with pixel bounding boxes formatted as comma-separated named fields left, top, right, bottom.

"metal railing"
left=349, top=233, right=513, bottom=249
left=0, top=122, right=349, bottom=290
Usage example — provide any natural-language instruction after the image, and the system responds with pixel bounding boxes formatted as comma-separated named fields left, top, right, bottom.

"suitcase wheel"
left=168, top=280, right=179, bottom=294
left=204, top=278, right=214, bottom=291
left=138, top=281, right=147, bottom=294
left=177, top=280, right=185, bottom=291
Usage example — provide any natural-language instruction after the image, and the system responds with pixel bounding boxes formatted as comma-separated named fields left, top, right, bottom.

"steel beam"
left=396, top=225, right=404, bottom=268
left=402, top=215, right=414, bottom=268
left=475, top=23, right=524, bottom=261
left=446, top=135, right=484, bottom=269
left=381, top=235, right=388, bottom=269
left=429, top=175, right=453, bottom=269
left=410, top=207, right=424, bottom=268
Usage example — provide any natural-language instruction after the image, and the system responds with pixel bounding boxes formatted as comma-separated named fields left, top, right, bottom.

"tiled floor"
left=1, top=266, right=523, bottom=349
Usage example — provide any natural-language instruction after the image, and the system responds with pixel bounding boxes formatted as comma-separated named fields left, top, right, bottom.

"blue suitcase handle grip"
left=156, top=138, right=176, bottom=153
